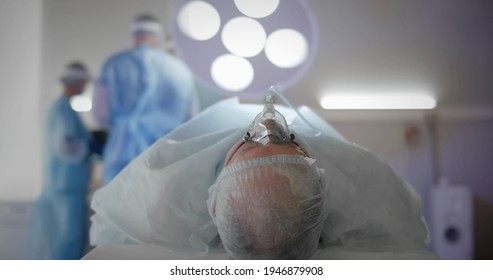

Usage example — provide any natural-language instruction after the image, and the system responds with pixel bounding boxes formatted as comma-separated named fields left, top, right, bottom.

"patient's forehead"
left=225, top=140, right=307, bottom=167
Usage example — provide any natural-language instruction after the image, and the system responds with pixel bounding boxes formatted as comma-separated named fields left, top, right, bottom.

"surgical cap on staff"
left=90, top=98, right=429, bottom=258
left=61, top=63, right=89, bottom=86
left=132, top=14, right=163, bottom=37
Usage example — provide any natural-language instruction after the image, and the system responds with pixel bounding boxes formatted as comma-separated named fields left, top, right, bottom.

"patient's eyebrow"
left=224, top=141, right=247, bottom=166
left=237, top=144, right=257, bottom=153
left=229, top=143, right=257, bottom=161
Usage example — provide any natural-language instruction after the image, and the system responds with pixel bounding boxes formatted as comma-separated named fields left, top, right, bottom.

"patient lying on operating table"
left=89, top=87, right=431, bottom=259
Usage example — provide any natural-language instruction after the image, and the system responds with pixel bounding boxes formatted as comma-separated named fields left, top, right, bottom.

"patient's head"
left=208, top=139, right=327, bottom=259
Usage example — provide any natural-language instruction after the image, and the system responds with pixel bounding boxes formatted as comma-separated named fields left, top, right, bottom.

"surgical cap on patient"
left=90, top=98, right=430, bottom=258
left=208, top=155, right=327, bottom=259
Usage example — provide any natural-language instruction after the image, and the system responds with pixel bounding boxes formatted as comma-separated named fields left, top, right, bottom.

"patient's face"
left=224, top=140, right=308, bottom=167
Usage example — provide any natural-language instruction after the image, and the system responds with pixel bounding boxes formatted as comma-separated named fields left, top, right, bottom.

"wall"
left=331, top=116, right=493, bottom=259
left=0, top=0, right=42, bottom=201
left=0, top=202, right=32, bottom=259
left=332, top=118, right=493, bottom=201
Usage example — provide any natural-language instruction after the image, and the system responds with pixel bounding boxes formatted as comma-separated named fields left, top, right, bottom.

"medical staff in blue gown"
left=29, top=62, right=92, bottom=259
left=92, top=14, right=198, bottom=184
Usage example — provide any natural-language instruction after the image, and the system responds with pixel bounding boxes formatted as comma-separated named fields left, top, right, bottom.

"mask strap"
left=268, top=86, right=323, bottom=135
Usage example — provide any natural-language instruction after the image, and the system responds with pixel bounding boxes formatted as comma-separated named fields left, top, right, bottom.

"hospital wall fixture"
left=173, top=0, right=318, bottom=99
left=430, top=179, right=473, bottom=260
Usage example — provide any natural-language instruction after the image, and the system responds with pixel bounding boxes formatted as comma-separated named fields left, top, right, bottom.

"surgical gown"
left=93, top=45, right=197, bottom=184
left=29, top=96, right=91, bottom=260
left=90, top=98, right=430, bottom=258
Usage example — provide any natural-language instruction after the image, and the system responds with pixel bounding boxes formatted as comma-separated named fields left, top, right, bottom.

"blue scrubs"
left=97, top=45, right=197, bottom=184
left=28, top=96, right=91, bottom=259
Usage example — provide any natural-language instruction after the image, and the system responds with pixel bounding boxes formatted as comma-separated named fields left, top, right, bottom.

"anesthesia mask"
left=244, top=87, right=295, bottom=145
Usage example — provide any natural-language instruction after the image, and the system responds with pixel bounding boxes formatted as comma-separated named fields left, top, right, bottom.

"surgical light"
left=211, top=54, right=254, bottom=91
left=234, top=0, right=280, bottom=18
left=265, top=29, right=308, bottom=68
left=320, top=92, right=437, bottom=110
left=221, top=17, right=266, bottom=57
left=177, top=1, right=221, bottom=41
left=173, top=0, right=317, bottom=99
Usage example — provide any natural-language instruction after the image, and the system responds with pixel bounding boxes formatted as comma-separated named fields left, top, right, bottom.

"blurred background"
left=0, top=0, right=491, bottom=259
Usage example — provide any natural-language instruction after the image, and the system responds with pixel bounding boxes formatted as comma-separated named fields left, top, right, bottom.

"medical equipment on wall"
left=430, top=178, right=473, bottom=260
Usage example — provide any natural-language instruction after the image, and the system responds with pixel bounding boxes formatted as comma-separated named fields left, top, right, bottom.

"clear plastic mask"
left=244, top=87, right=295, bottom=145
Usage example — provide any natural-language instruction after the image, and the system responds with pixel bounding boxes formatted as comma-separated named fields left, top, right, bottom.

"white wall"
left=0, top=0, right=42, bottom=201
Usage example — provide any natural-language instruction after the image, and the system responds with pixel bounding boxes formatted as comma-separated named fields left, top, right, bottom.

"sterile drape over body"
left=90, top=98, right=429, bottom=258
left=93, top=45, right=197, bottom=184
left=29, top=96, right=91, bottom=260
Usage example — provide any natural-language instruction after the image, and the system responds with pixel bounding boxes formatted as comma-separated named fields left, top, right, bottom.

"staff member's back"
left=92, top=14, right=197, bottom=184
